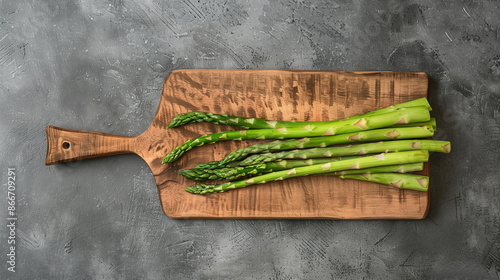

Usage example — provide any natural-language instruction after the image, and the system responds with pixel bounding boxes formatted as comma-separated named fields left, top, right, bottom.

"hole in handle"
left=62, top=141, right=71, bottom=150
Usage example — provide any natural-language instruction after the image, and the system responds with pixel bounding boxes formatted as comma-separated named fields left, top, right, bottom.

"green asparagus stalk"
left=168, top=98, right=431, bottom=129
left=239, top=140, right=450, bottom=166
left=218, top=125, right=434, bottom=165
left=192, top=156, right=342, bottom=170
left=193, top=120, right=436, bottom=170
left=191, top=160, right=240, bottom=170
left=180, top=163, right=268, bottom=181
left=185, top=150, right=429, bottom=194
left=198, top=156, right=359, bottom=171
left=392, top=118, right=436, bottom=130
left=329, top=162, right=424, bottom=175
left=163, top=106, right=431, bottom=163
left=337, top=173, right=429, bottom=191
left=181, top=157, right=361, bottom=181
left=182, top=159, right=424, bottom=181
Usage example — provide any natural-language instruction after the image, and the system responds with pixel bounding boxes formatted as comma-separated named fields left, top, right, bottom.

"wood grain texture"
left=46, top=69, right=430, bottom=219
left=45, top=126, right=136, bottom=165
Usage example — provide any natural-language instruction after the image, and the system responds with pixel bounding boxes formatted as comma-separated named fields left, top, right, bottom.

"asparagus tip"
left=185, top=185, right=200, bottom=194
left=179, top=170, right=198, bottom=180
left=185, top=184, right=216, bottom=194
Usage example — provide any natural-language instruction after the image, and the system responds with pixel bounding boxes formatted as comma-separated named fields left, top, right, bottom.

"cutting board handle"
left=45, top=126, right=137, bottom=165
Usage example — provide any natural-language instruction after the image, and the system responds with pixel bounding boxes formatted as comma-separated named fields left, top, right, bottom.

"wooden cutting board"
left=46, top=69, right=430, bottom=219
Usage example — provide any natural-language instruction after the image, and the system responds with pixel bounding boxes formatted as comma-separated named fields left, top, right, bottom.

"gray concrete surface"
left=1, top=0, right=499, bottom=279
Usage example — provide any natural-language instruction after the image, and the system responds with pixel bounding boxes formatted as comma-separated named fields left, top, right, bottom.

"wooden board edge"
left=168, top=69, right=430, bottom=78
left=162, top=212, right=430, bottom=220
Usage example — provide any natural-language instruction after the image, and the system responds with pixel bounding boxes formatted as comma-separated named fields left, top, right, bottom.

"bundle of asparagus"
left=162, top=98, right=451, bottom=194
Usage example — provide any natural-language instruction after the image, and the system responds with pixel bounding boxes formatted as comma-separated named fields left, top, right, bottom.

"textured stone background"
left=1, top=0, right=500, bottom=279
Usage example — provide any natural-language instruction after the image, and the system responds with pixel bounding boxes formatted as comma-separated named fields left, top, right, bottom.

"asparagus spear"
left=191, top=160, right=239, bottom=170
left=392, top=118, right=436, bottom=130
left=163, top=106, right=431, bottom=163
left=239, top=140, right=450, bottom=166
left=181, top=160, right=424, bottom=181
left=180, top=163, right=268, bottom=181
left=338, top=173, right=429, bottom=191
left=181, top=157, right=360, bottom=181
left=185, top=150, right=429, bottom=194
left=218, top=125, right=434, bottom=165
left=329, top=162, right=424, bottom=175
left=193, top=156, right=344, bottom=170
left=168, top=98, right=432, bottom=129
left=193, top=122, right=433, bottom=170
